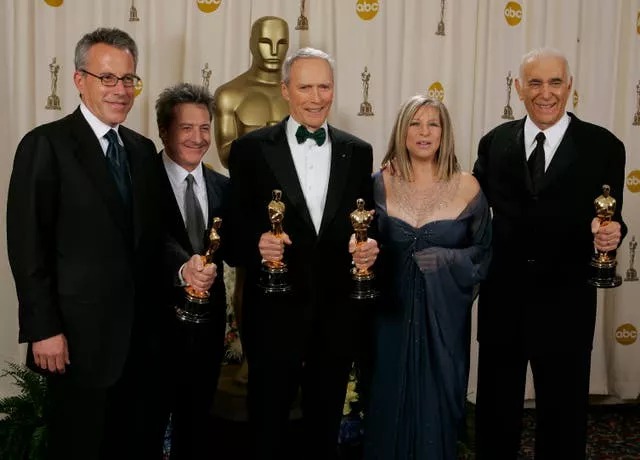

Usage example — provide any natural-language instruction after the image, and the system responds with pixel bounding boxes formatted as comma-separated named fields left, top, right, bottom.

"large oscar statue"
left=212, top=16, right=290, bottom=412
left=213, top=16, right=290, bottom=169
left=176, top=217, right=222, bottom=323
left=588, top=185, right=622, bottom=288
left=350, top=199, right=379, bottom=300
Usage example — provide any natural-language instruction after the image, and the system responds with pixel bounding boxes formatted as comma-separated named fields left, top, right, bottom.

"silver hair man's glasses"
left=80, top=69, right=141, bottom=88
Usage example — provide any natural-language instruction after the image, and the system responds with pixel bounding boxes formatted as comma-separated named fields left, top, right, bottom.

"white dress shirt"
left=524, top=112, right=571, bottom=171
left=161, top=151, right=209, bottom=226
left=80, top=102, right=124, bottom=153
left=286, top=116, right=331, bottom=234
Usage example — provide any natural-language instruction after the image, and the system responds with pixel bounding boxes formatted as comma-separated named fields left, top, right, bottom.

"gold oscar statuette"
left=588, top=185, right=622, bottom=288
left=502, top=71, right=515, bottom=120
left=349, top=199, right=379, bottom=300
left=258, top=190, right=292, bottom=294
left=633, top=81, right=640, bottom=126
left=295, top=0, right=309, bottom=30
left=625, top=236, right=638, bottom=282
left=202, top=62, right=212, bottom=89
left=213, top=16, right=290, bottom=169
left=129, top=0, right=140, bottom=22
left=175, top=217, right=222, bottom=323
left=358, top=67, right=374, bottom=116
left=436, top=0, right=446, bottom=36
left=45, top=57, right=61, bottom=111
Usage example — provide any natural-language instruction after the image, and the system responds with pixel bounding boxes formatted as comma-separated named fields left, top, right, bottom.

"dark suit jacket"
left=158, top=156, right=230, bottom=318
left=473, top=113, right=627, bottom=352
left=7, top=107, right=163, bottom=388
left=227, top=117, right=374, bottom=360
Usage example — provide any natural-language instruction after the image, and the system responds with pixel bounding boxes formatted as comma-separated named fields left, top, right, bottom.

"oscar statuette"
left=588, top=185, right=622, bottom=288
left=350, top=199, right=379, bottom=300
left=176, top=217, right=222, bottom=323
left=258, top=190, right=292, bottom=294
left=625, top=236, right=638, bottom=282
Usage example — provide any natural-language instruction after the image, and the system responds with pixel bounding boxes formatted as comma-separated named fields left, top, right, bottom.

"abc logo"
left=627, top=170, right=640, bottom=193
left=615, top=323, right=637, bottom=345
left=572, top=90, right=579, bottom=109
left=356, top=0, right=379, bottom=21
left=134, top=79, right=143, bottom=98
left=197, top=0, right=222, bottom=14
left=504, top=1, right=523, bottom=26
left=427, top=82, right=445, bottom=102
left=45, top=0, right=63, bottom=6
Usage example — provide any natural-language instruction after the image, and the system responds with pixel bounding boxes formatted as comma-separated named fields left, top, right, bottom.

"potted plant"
left=0, top=362, right=49, bottom=459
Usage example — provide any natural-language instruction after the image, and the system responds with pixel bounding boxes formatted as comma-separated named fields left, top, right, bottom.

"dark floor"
left=166, top=403, right=640, bottom=459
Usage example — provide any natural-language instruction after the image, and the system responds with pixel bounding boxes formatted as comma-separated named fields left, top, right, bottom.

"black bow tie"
left=295, top=125, right=327, bottom=146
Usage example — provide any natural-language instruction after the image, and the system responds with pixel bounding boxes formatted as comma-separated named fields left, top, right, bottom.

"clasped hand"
left=591, top=218, right=622, bottom=253
left=183, top=254, right=217, bottom=291
left=258, top=232, right=379, bottom=270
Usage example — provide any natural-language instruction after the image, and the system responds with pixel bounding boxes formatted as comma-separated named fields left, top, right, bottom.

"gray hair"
left=155, top=82, right=215, bottom=132
left=519, top=47, right=571, bottom=80
left=281, top=47, right=335, bottom=85
left=74, top=28, right=138, bottom=71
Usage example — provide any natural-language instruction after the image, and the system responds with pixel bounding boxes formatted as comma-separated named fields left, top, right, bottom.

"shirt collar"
left=524, top=112, right=571, bottom=150
left=80, top=102, right=121, bottom=143
left=286, top=116, right=329, bottom=145
left=161, top=150, right=205, bottom=188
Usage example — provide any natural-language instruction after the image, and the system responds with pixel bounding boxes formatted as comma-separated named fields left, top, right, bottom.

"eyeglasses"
left=80, top=69, right=141, bottom=88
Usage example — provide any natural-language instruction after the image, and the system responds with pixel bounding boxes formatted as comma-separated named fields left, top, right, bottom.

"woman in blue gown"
left=364, top=95, right=491, bottom=459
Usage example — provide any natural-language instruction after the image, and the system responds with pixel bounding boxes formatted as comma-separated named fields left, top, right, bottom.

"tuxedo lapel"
left=540, top=115, right=579, bottom=191
left=318, top=126, right=353, bottom=239
left=262, top=121, right=315, bottom=231
left=67, top=108, right=131, bottom=238
left=203, top=165, right=223, bottom=226
left=501, top=119, right=533, bottom=195
left=121, top=127, right=149, bottom=249
left=159, top=157, right=192, bottom=252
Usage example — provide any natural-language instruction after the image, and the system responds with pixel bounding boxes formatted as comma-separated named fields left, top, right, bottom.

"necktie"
left=528, top=131, right=546, bottom=194
left=185, top=174, right=205, bottom=254
left=104, top=129, right=131, bottom=205
left=295, top=125, right=327, bottom=146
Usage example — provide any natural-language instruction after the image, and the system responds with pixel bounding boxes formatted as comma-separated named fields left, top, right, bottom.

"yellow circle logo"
left=44, top=0, right=63, bottom=6
left=504, top=1, right=523, bottom=26
left=356, top=0, right=379, bottom=21
left=627, top=170, right=640, bottom=193
left=427, top=82, right=445, bottom=102
left=615, top=323, right=638, bottom=345
left=196, top=0, right=222, bottom=14
left=134, top=79, right=143, bottom=98
left=572, top=90, right=579, bottom=109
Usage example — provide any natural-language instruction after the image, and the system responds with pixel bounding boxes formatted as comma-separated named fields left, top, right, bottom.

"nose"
left=310, top=87, right=321, bottom=102
left=270, top=42, right=278, bottom=56
left=540, top=83, right=552, bottom=98
left=192, top=129, right=202, bottom=143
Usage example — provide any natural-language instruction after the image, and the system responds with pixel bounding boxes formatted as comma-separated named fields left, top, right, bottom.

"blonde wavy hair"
left=381, top=95, right=459, bottom=182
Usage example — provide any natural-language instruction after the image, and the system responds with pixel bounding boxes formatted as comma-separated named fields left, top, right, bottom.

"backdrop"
left=1, top=0, right=639, bottom=402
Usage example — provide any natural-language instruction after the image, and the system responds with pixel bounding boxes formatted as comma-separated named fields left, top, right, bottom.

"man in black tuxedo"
left=6, top=29, right=213, bottom=460
left=473, top=48, right=627, bottom=459
left=227, top=47, right=379, bottom=460
left=149, top=82, right=229, bottom=459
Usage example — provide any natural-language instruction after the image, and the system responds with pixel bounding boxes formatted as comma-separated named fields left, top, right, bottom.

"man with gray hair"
left=227, top=47, right=379, bottom=459
left=473, top=47, right=626, bottom=459
left=7, top=27, right=173, bottom=458
left=149, top=82, right=230, bottom=459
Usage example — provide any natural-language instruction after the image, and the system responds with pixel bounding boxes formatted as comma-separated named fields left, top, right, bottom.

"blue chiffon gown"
left=364, top=171, right=492, bottom=460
